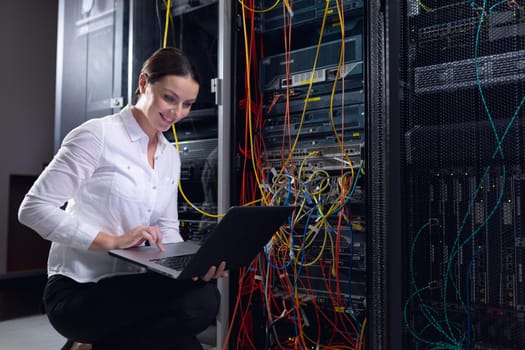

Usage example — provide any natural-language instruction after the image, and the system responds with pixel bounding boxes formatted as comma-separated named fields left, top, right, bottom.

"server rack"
left=402, top=1, right=525, bottom=349
left=229, top=1, right=373, bottom=348
left=130, top=2, right=230, bottom=347
left=54, top=0, right=128, bottom=151
left=55, top=2, right=230, bottom=347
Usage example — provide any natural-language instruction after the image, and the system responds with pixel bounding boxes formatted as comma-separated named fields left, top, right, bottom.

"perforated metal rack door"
left=403, top=1, right=525, bottom=349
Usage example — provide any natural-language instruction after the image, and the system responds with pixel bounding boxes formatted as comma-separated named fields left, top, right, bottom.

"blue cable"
left=465, top=246, right=484, bottom=350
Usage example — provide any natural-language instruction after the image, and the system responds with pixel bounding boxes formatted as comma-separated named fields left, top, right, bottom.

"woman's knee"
left=177, top=282, right=220, bottom=333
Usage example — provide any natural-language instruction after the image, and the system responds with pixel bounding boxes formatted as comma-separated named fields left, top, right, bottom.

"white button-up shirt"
left=18, top=105, right=183, bottom=282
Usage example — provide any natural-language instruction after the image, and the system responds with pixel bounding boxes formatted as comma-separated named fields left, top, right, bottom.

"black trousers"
left=43, top=273, right=220, bottom=350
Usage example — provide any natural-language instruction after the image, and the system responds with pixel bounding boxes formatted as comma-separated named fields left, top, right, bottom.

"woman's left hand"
left=193, top=261, right=228, bottom=282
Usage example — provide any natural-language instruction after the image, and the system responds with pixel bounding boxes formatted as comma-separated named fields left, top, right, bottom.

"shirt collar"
left=120, top=105, right=147, bottom=142
left=120, top=105, right=169, bottom=152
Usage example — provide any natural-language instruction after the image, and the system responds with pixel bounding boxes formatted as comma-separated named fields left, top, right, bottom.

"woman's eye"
left=183, top=102, right=193, bottom=108
left=164, top=95, right=175, bottom=102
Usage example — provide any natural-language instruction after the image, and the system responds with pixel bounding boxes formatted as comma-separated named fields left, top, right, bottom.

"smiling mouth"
left=160, top=112, right=174, bottom=124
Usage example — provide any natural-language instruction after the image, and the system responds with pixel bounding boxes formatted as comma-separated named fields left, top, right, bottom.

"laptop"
left=109, top=206, right=295, bottom=279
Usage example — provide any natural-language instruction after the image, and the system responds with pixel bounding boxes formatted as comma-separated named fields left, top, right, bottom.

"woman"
left=18, top=47, right=227, bottom=350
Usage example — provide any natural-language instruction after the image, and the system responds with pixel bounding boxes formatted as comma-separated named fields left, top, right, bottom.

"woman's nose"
left=170, top=104, right=182, bottom=117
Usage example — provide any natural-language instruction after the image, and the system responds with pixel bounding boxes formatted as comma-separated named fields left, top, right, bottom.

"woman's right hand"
left=89, top=226, right=164, bottom=252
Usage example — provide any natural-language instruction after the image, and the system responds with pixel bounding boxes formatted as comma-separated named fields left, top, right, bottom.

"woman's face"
left=134, top=73, right=199, bottom=137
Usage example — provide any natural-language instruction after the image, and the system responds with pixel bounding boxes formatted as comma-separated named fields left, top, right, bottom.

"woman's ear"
left=138, top=73, right=148, bottom=95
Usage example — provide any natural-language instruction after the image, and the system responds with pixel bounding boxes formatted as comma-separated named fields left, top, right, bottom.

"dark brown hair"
left=135, top=47, right=200, bottom=100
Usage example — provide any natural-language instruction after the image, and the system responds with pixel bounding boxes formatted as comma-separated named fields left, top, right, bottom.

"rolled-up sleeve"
left=18, top=119, right=103, bottom=249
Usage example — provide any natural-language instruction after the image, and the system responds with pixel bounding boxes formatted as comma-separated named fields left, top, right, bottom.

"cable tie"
left=333, top=156, right=352, bottom=166
left=254, top=275, right=263, bottom=281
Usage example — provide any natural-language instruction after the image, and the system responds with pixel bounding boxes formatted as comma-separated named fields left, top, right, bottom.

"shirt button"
left=152, top=186, right=157, bottom=190
left=147, top=208, right=151, bottom=213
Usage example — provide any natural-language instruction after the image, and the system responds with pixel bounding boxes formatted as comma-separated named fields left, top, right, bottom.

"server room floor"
left=0, top=315, right=217, bottom=350
left=0, top=273, right=65, bottom=349
left=0, top=314, right=66, bottom=349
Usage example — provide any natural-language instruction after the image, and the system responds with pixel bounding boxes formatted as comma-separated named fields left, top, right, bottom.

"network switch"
left=260, top=35, right=362, bottom=92
left=266, top=89, right=365, bottom=116
left=262, top=142, right=363, bottom=173
left=414, top=50, right=525, bottom=94
left=263, top=104, right=365, bottom=145
left=254, top=0, right=364, bottom=32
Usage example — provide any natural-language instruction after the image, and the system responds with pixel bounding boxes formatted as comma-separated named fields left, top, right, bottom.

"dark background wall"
left=0, top=0, right=58, bottom=274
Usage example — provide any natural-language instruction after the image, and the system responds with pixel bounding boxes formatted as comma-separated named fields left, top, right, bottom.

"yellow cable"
left=358, top=317, right=367, bottom=350
left=171, top=124, right=224, bottom=218
left=163, top=0, right=171, bottom=48
left=178, top=183, right=224, bottom=218
left=162, top=0, right=177, bottom=47
left=329, top=0, right=356, bottom=183
left=237, top=0, right=281, bottom=13
left=244, top=197, right=264, bottom=206
left=306, top=169, right=331, bottom=196
left=298, top=223, right=330, bottom=267
left=416, top=1, right=433, bottom=12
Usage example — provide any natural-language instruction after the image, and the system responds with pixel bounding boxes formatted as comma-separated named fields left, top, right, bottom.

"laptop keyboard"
left=150, top=254, right=193, bottom=271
